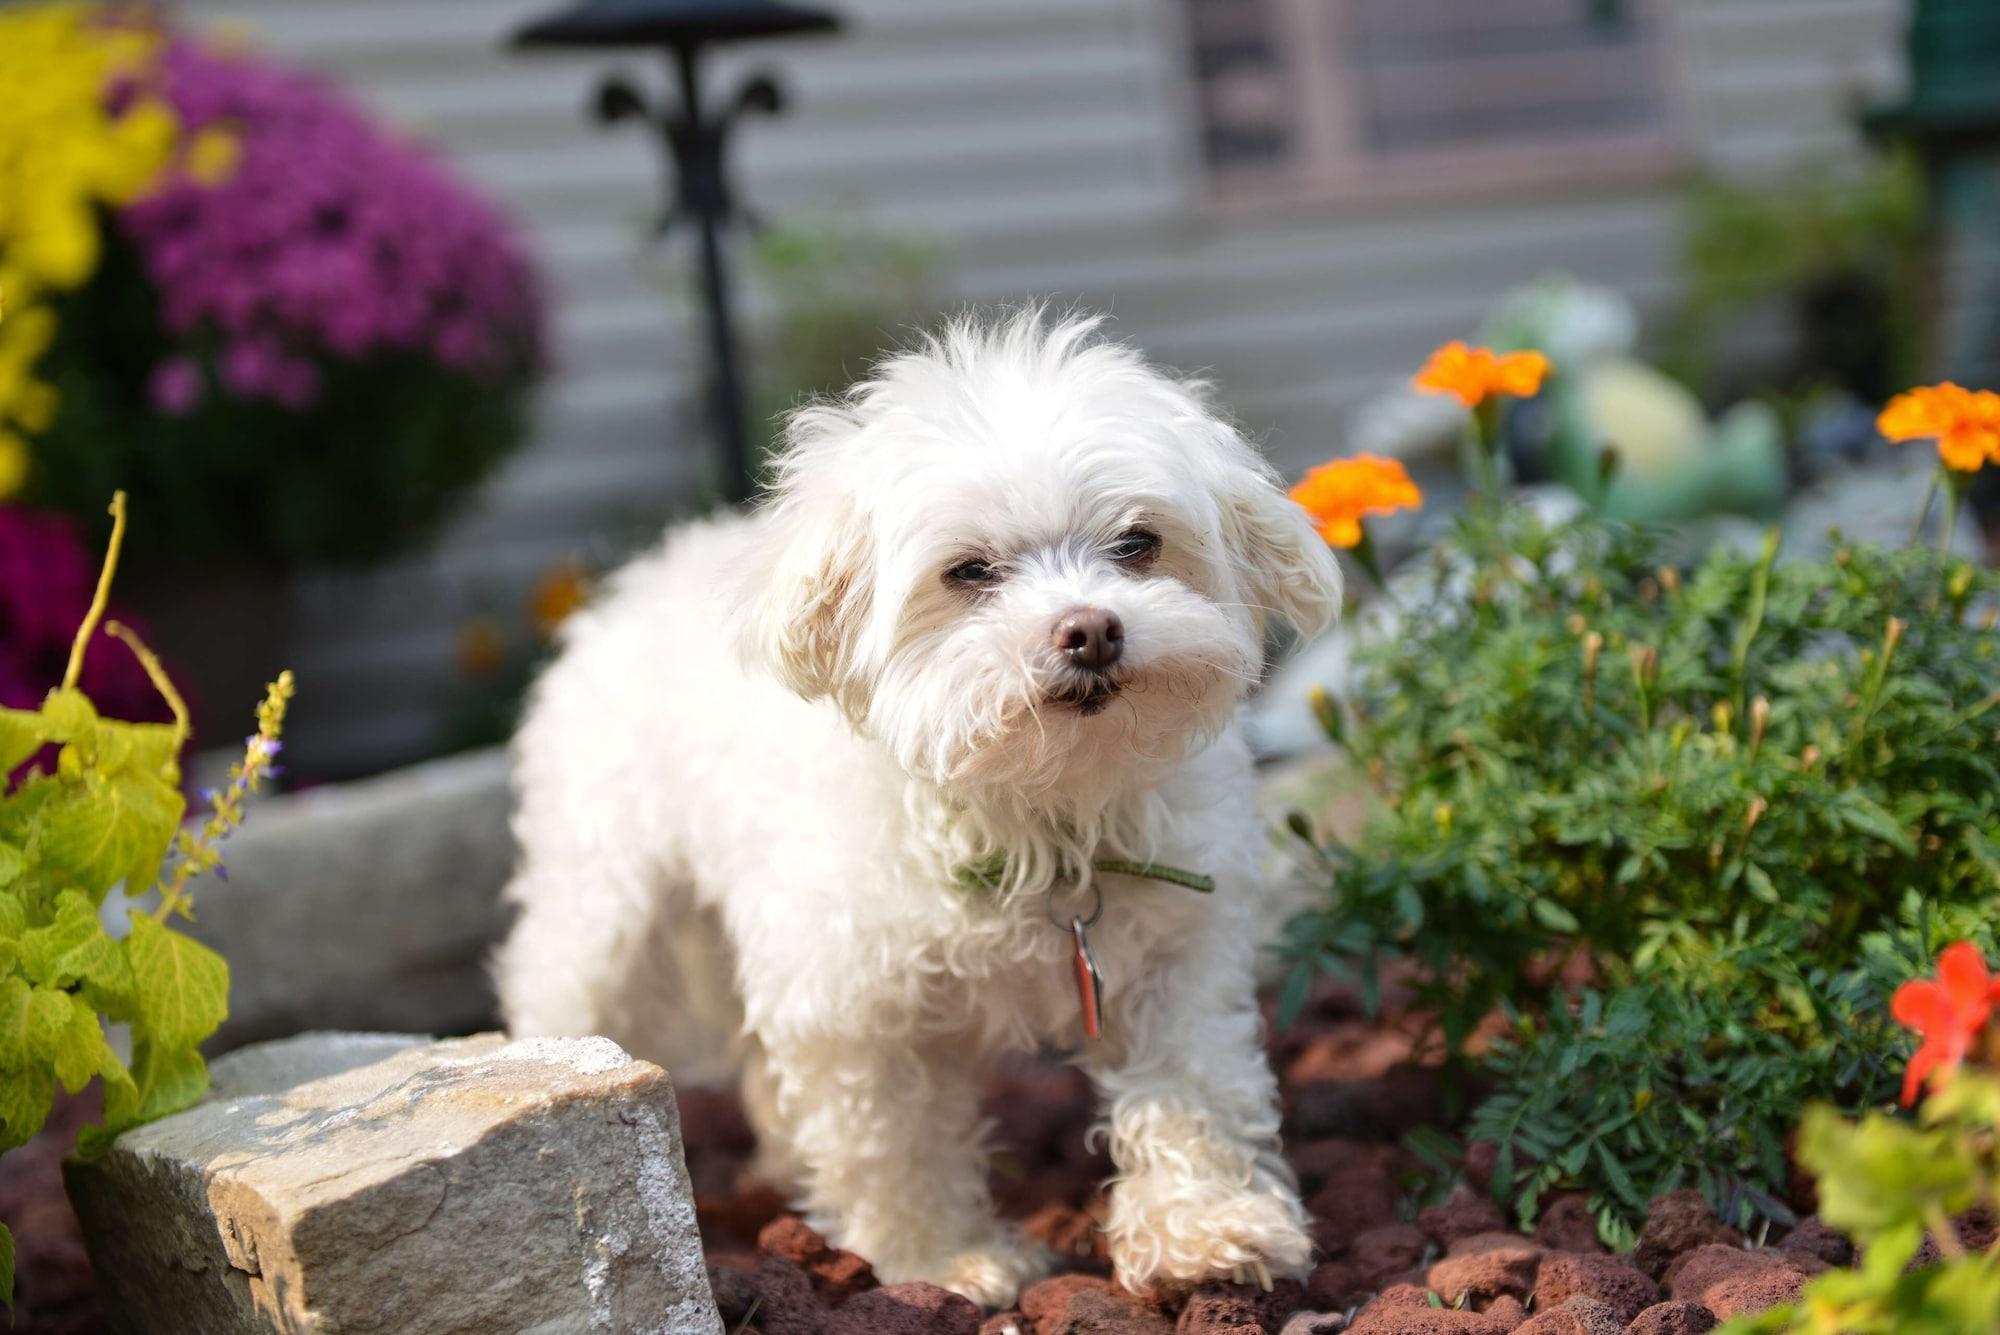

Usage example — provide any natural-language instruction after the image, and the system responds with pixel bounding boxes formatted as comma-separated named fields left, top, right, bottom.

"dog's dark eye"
left=1109, top=528, right=1161, bottom=564
left=945, top=558, right=1000, bottom=588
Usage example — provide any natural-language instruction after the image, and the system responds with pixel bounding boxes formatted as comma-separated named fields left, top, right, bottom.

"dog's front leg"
left=1085, top=927, right=1312, bottom=1293
left=765, top=1034, right=1051, bottom=1307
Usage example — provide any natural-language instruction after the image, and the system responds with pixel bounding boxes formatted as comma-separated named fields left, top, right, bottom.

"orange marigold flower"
left=1890, top=941, right=2000, bottom=1107
left=1288, top=454, right=1422, bottom=549
left=1877, top=382, right=2000, bottom=473
left=1412, top=340, right=1552, bottom=409
left=529, top=559, right=590, bottom=639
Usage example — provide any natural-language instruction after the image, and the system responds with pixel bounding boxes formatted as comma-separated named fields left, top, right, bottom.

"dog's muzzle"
left=1047, top=606, right=1124, bottom=714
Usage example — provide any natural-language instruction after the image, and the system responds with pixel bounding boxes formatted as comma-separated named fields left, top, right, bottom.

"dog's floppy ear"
left=1206, top=419, right=1343, bottom=642
left=740, top=402, right=876, bottom=715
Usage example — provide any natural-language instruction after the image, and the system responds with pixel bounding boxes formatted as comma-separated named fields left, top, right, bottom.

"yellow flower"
left=1413, top=340, right=1552, bottom=409
left=184, top=124, right=241, bottom=186
left=0, top=2, right=178, bottom=445
left=0, top=430, right=28, bottom=499
left=1878, top=382, right=2000, bottom=473
left=1287, top=454, right=1423, bottom=549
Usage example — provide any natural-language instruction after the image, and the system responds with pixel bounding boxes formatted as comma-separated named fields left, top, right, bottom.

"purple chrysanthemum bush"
left=13, top=4, right=545, bottom=567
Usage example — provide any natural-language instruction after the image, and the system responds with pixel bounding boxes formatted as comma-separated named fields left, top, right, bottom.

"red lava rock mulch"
left=675, top=977, right=1873, bottom=1333
left=0, top=975, right=1930, bottom=1334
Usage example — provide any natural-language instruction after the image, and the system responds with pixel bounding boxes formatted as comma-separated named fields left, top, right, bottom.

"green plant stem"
left=1939, top=687, right=2000, bottom=735
left=1351, top=527, right=1388, bottom=590
left=1463, top=401, right=1503, bottom=510
left=104, top=621, right=190, bottom=750
left=1850, top=617, right=1906, bottom=753
left=1937, top=471, right=1965, bottom=561
left=1730, top=528, right=1781, bottom=722
left=1909, top=467, right=1941, bottom=547
left=62, top=491, right=126, bottom=693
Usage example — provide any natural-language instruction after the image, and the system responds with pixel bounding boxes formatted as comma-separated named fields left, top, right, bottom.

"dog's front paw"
left=1103, top=1174, right=1312, bottom=1292
left=933, top=1231, right=1054, bottom=1308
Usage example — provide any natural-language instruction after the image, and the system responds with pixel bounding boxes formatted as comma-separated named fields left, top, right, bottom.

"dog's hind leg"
left=495, top=848, right=741, bottom=1084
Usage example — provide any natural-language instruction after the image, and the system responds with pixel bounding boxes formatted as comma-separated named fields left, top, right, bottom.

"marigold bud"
left=1308, top=685, right=1343, bottom=745
left=1750, top=696, right=1771, bottom=752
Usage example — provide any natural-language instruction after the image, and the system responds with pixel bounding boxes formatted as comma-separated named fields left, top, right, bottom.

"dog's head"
left=743, top=310, right=1340, bottom=797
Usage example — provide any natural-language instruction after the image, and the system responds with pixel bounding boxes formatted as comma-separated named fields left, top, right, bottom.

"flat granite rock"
left=65, top=1031, right=722, bottom=1335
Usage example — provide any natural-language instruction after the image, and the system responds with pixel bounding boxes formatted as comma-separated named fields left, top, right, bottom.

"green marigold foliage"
left=1281, top=510, right=2000, bottom=1239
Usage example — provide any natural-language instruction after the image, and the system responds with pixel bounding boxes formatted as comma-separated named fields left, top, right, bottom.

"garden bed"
left=6, top=955, right=1990, bottom=1335
left=672, top=970, right=1886, bottom=1335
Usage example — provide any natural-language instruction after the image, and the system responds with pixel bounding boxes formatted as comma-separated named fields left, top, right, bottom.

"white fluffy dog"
left=496, top=311, right=1341, bottom=1306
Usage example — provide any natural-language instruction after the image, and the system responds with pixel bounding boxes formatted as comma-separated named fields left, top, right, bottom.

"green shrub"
left=1279, top=507, right=2000, bottom=1238
left=0, top=494, right=287, bottom=1313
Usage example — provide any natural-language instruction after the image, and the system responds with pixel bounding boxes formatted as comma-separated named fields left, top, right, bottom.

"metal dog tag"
left=1071, top=916, right=1105, bottom=1041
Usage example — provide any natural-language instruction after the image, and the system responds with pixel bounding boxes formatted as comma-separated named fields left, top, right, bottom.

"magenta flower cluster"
left=0, top=506, right=163, bottom=724
left=119, top=38, right=544, bottom=416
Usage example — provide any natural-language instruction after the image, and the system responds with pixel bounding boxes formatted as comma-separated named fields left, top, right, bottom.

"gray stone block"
left=179, top=748, right=515, bottom=1048
left=66, top=1031, right=721, bottom=1335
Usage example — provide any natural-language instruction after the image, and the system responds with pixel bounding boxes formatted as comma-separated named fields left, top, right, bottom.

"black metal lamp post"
left=511, top=0, right=842, bottom=503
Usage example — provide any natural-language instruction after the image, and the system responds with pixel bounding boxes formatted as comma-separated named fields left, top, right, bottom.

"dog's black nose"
left=1053, top=607, right=1123, bottom=671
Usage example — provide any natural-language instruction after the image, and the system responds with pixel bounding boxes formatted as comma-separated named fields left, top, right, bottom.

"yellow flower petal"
left=0, top=430, right=29, bottom=500
left=185, top=125, right=241, bottom=187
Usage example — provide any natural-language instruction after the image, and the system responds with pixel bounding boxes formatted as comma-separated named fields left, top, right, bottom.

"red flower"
left=1890, top=942, right=2000, bottom=1106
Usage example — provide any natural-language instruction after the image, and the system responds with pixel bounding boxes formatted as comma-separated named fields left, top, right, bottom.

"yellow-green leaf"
left=79, top=1045, right=140, bottom=1158
left=21, top=892, right=138, bottom=1015
left=130, top=1036, right=208, bottom=1124
left=24, top=983, right=70, bottom=1066
left=100, top=720, right=183, bottom=784
left=37, top=690, right=97, bottom=744
left=50, top=992, right=113, bottom=1095
left=125, top=913, right=228, bottom=1050
left=31, top=767, right=183, bottom=897
left=1, top=1219, right=14, bottom=1318
left=0, top=1061, right=53, bottom=1152
left=20, top=891, right=98, bottom=983
left=0, top=975, right=28, bottom=1069
left=0, top=839, right=26, bottom=888
left=0, top=707, right=45, bottom=772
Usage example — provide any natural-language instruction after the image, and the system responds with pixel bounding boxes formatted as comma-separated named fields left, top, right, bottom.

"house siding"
left=179, top=0, right=1908, bottom=774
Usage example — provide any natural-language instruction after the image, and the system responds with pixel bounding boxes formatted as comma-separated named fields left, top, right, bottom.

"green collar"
left=954, top=853, right=1214, bottom=896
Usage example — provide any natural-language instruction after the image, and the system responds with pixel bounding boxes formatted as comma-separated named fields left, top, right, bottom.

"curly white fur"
left=495, top=310, right=1341, bottom=1305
